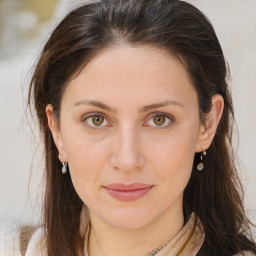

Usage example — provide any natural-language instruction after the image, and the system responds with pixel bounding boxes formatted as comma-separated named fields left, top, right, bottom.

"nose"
left=110, top=126, right=145, bottom=172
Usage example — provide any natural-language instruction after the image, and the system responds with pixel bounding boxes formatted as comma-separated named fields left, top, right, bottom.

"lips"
left=104, top=183, right=153, bottom=201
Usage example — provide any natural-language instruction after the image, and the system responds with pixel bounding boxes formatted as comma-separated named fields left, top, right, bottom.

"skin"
left=46, top=45, right=224, bottom=256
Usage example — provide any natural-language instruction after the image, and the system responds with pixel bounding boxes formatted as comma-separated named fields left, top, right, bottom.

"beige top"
left=83, top=213, right=204, bottom=256
left=24, top=213, right=255, bottom=256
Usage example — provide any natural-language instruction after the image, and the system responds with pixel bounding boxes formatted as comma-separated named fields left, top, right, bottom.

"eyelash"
left=144, top=112, right=175, bottom=128
left=81, top=112, right=111, bottom=129
left=81, top=112, right=175, bottom=129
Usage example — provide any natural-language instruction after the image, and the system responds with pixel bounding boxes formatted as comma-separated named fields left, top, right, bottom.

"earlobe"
left=195, top=94, right=224, bottom=152
left=46, top=104, right=67, bottom=162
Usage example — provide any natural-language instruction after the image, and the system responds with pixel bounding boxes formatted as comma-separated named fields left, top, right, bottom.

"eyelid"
left=81, top=112, right=112, bottom=128
left=143, top=112, right=175, bottom=128
left=80, top=111, right=175, bottom=129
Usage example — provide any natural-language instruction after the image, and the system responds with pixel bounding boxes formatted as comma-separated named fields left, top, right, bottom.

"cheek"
left=148, top=127, right=198, bottom=183
left=64, top=141, right=109, bottom=206
left=61, top=128, right=110, bottom=192
left=152, top=143, right=194, bottom=205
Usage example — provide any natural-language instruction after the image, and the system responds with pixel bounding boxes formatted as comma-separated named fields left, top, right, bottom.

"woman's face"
left=49, top=45, right=205, bottom=229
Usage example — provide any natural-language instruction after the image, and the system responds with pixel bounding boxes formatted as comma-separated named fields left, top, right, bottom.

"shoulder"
left=22, top=226, right=46, bottom=256
left=233, top=252, right=256, bottom=256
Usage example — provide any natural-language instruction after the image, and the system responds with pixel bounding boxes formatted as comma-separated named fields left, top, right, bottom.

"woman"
left=23, top=0, right=256, bottom=255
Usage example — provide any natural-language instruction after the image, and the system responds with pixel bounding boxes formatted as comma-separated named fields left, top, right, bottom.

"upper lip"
left=104, top=183, right=153, bottom=191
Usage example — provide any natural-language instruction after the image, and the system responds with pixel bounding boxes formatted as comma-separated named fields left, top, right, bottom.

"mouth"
left=103, top=183, right=154, bottom=201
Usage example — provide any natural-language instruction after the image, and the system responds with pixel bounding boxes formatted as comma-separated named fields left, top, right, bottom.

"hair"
left=28, top=0, right=256, bottom=255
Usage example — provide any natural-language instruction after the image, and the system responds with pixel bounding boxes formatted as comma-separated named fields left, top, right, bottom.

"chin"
left=100, top=208, right=157, bottom=230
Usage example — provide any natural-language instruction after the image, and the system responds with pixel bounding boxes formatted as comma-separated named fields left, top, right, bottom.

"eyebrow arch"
left=73, top=99, right=184, bottom=113
left=139, top=100, right=184, bottom=112
left=74, top=100, right=116, bottom=112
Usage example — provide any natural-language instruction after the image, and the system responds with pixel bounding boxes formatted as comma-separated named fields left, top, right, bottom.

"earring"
left=197, top=150, right=207, bottom=171
left=62, top=162, right=68, bottom=174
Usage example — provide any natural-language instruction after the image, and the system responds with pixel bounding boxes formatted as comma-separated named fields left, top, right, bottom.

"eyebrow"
left=74, top=100, right=115, bottom=112
left=73, top=99, right=184, bottom=112
left=139, top=100, right=184, bottom=112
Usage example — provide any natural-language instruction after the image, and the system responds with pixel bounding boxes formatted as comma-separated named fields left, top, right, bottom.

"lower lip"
left=104, top=186, right=153, bottom=201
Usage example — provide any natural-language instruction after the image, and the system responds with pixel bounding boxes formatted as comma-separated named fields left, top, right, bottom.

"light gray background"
left=0, top=0, right=255, bottom=254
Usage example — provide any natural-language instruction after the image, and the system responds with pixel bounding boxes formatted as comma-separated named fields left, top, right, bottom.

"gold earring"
left=197, top=150, right=207, bottom=171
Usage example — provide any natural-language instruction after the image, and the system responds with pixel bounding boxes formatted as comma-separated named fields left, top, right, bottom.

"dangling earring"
left=62, top=162, right=68, bottom=174
left=59, top=152, right=68, bottom=174
left=197, top=150, right=207, bottom=171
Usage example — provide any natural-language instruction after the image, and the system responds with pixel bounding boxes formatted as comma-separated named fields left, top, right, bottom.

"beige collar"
left=83, top=213, right=205, bottom=256
left=151, top=213, right=205, bottom=256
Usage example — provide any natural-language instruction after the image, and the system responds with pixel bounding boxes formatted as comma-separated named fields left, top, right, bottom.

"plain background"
left=0, top=0, right=255, bottom=254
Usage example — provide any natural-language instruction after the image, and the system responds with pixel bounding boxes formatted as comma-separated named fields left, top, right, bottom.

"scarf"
left=83, top=213, right=205, bottom=256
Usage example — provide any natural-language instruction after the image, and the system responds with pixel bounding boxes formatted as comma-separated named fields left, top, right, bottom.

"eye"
left=82, top=114, right=110, bottom=128
left=145, top=113, right=174, bottom=128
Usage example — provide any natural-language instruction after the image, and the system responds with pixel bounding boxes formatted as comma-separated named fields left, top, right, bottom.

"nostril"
left=110, top=148, right=145, bottom=172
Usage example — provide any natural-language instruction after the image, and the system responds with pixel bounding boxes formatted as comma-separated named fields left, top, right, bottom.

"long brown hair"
left=28, top=0, right=256, bottom=255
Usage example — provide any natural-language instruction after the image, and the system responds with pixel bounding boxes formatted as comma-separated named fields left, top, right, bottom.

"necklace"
left=84, top=213, right=202, bottom=256
left=145, top=240, right=170, bottom=256
left=84, top=237, right=171, bottom=256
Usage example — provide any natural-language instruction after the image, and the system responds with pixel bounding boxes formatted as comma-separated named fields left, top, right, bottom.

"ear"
left=46, top=104, right=68, bottom=162
left=195, top=94, right=224, bottom=152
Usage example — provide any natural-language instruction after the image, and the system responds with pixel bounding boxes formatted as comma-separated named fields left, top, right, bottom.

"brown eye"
left=145, top=113, right=173, bottom=128
left=153, top=115, right=166, bottom=126
left=83, top=114, right=109, bottom=128
left=92, top=115, right=104, bottom=126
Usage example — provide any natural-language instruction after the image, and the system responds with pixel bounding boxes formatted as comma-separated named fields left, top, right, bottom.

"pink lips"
left=104, top=183, right=153, bottom=201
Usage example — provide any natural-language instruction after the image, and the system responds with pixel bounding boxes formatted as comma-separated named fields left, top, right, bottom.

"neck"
left=88, top=208, right=184, bottom=256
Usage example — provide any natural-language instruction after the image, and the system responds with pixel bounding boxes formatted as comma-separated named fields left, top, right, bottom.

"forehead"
left=77, top=45, right=188, bottom=83
left=63, top=45, right=197, bottom=108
